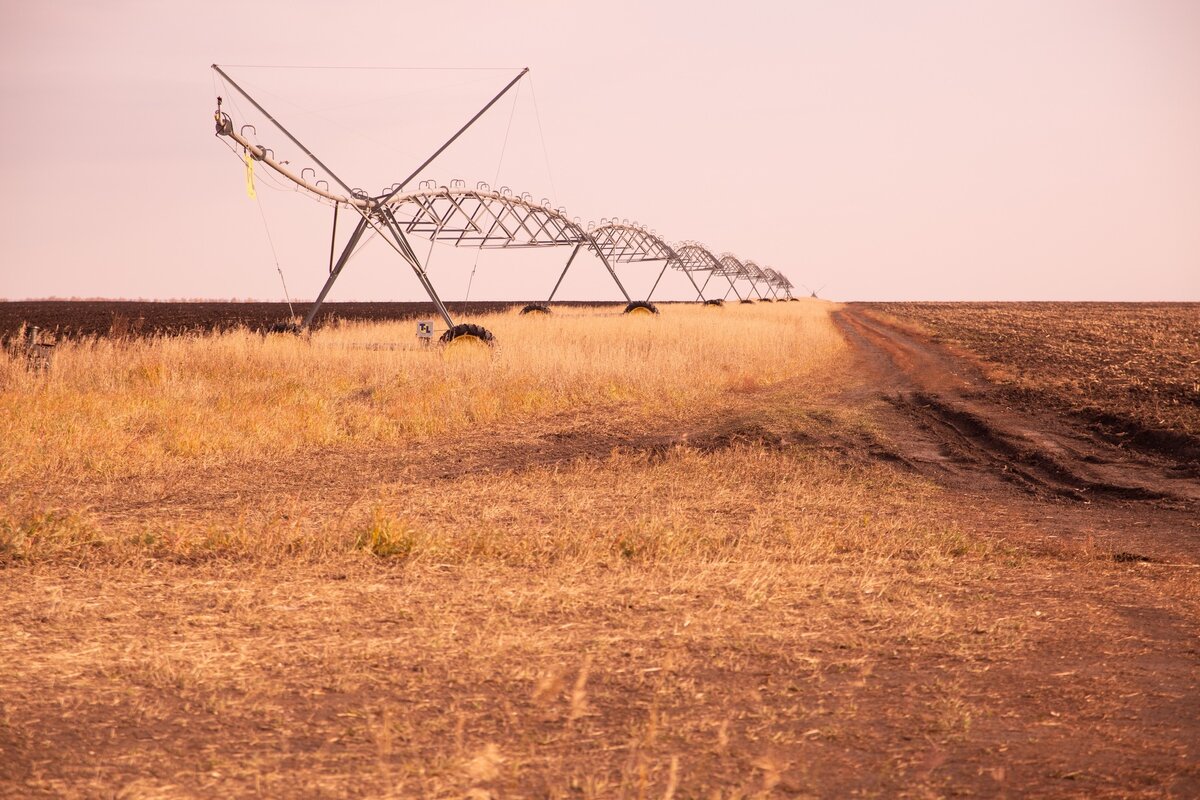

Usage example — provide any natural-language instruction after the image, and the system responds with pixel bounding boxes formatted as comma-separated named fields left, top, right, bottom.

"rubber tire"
left=520, top=303, right=551, bottom=315
left=623, top=301, right=660, bottom=316
left=440, top=323, right=495, bottom=346
left=703, top=299, right=725, bottom=307
left=739, top=299, right=756, bottom=305
left=266, top=321, right=301, bottom=335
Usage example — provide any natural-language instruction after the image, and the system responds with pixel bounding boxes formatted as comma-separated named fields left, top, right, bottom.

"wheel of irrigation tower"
left=266, top=321, right=301, bottom=335
left=704, top=299, right=725, bottom=307
left=623, top=301, right=660, bottom=316
left=519, top=303, right=551, bottom=315
left=740, top=299, right=756, bottom=304
left=440, top=323, right=496, bottom=350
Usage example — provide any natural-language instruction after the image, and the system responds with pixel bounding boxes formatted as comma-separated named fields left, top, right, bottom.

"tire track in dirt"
left=833, top=306, right=1200, bottom=508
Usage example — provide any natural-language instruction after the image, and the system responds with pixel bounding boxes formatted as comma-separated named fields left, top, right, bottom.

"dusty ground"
left=2, top=302, right=1197, bottom=798
left=838, top=305, right=1199, bottom=513
left=862, top=302, right=1200, bottom=440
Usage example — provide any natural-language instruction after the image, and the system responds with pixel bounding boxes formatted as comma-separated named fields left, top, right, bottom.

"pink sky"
left=1, top=0, right=1198, bottom=302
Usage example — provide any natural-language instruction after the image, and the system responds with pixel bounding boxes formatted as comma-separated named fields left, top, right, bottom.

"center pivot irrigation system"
left=211, top=65, right=797, bottom=345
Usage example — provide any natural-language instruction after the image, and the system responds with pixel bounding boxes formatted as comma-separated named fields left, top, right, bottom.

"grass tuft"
left=356, top=508, right=420, bottom=559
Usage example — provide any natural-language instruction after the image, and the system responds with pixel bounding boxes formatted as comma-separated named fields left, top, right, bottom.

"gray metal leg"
left=593, top=247, right=631, bottom=302
left=302, top=215, right=369, bottom=329
left=644, top=263, right=670, bottom=303
left=547, top=243, right=582, bottom=302
left=380, top=211, right=455, bottom=329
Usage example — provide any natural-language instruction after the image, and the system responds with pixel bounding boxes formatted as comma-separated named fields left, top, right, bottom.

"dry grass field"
left=1, top=305, right=826, bottom=487
left=2, top=301, right=1198, bottom=797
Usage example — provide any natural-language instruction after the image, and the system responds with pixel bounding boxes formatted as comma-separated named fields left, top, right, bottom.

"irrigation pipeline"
left=210, top=64, right=798, bottom=340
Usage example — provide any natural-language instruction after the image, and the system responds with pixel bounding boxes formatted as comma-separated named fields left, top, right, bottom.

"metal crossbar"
left=393, top=184, right=591, bottom=248
left=740, top=259, right=774, bottom=298
left=587, top=221, right=677, bottom=263
left=673, top=242, right=743, bottom=302
left=211, top=64, right=795, bottom=327
left=585, top=222, right=707, bottom=302
left=716, top=253, right=762, bottom=300
left=772, top=268, right=796, bottom=298
left=211, top=65, right=631, bottom=333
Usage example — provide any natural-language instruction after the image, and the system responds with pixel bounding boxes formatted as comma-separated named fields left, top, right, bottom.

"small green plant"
left=0, top=517, right=24, bottom=565
left=0, top=509, right=99, bottom=565
left=356, top=508, right=418, bottom=559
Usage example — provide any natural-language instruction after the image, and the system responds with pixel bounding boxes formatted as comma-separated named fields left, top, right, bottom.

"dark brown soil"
left=835, top=307, right=1200, bottom=510
left=862, top=301, right=1200, bottom=438
left=0, top=299, right=625, bottom=341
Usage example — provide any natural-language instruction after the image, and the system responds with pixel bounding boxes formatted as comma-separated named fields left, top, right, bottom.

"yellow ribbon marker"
left=243, top=152, right=256, bottom=199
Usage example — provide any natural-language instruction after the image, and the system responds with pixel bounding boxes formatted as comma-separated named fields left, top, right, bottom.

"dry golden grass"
left=2, top=442, right=978, bottom=570
left=0, top=303, right=840, bottom=486
left=2, top=300, right=1198, bottom=797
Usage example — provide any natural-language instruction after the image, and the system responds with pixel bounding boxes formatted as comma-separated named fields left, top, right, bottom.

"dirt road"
left=835, top=306, right=1199, bottom=555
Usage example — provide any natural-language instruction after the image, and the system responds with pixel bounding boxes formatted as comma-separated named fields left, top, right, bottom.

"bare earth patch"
left=2, top=301, right=1197, bottom=797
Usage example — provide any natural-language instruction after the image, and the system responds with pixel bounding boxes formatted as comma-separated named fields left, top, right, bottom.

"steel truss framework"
left=741, top=260, right=777, bottom=299
left=717, top=254, right=765, bottom=300
left=760, top=268, right=792, bottom=299
left=743, top=260, right=768, bottom=298
left=583, top=222, right=710, bottom=303
left=774, top=270, right=796, bottom=298
left=211, top=65, right=631, bottom=335
left=673, top=242, right=745, bottom=302
left=211, top=64, right=798, bottom=332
